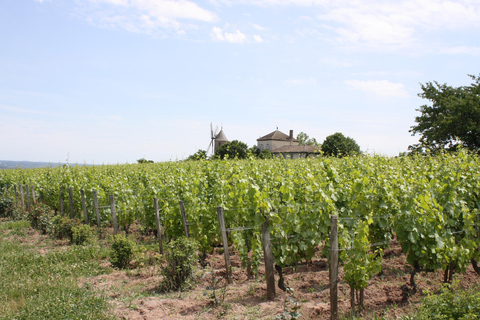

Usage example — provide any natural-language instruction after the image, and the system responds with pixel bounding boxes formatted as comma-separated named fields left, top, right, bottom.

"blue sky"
left=1, top=0, right=479, bottom=164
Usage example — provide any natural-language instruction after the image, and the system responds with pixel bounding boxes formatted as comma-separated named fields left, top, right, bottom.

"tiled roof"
left=257, top=130, right=298, bottom=142
left=272, top=145, right=321, bottom=153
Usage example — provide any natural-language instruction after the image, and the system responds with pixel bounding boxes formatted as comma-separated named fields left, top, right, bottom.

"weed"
left=72, top=223, right=96, bottom=245
left=276, top=287, right=301, bottom=320
left=203, top=269, right=228, bottom=307
left=159, top=237, right=198, bottom=292
left=109, top=234, right=137, bottom=269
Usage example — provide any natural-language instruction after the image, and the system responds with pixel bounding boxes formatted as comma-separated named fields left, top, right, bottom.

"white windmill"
left=207, top=123, right=228, bottom=155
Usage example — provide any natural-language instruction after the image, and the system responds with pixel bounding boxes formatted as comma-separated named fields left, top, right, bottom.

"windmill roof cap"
left=215, top=130, right=228, bottom=141
left=257, top=130, right=298, bottom=142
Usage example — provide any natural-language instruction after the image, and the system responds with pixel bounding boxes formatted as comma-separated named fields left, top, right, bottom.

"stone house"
left=257, top=129, right=321, bottom=159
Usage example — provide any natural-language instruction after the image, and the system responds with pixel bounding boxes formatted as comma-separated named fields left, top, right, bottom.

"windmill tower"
left=207, top=123, right=228, bottom=155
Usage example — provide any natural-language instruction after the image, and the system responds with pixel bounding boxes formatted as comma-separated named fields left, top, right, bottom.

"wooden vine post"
left=179, top=200, right=190, bottom=238
left=25, top=185, right=31, bottom=211
left=68, top=187, right=75, bottom=219
left=217, top=206, right=232, bottom=283
left=81, top=190, right=88, bottom=224
left=31, top=186, right=36, bottom=206
left=19, top=185, right=25, bottom=209
left=14, top=185, right=18, bottom=204
left=109, top=194, right=119, bottom=235
left=59, top=187, right=65, bottom=216
left=261, top=216, right=276, bottom=300
left=92, top=190, right=102, bottom=237
left=154, top=197, right=163, bottom=254
left=4, top=184, right=7, bottom=197
left=330, top=215, right=339, bottom=320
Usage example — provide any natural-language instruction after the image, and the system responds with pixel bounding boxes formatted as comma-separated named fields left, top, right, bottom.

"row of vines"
left=1, top=151, right=480, bottom=303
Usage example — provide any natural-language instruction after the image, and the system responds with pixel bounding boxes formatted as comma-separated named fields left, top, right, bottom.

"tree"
left=214, top=140, right=249, bottom=159
left=322, top=132, right=360, bottom=157
left=137, top=158, right=154, bottom=164
left=186, top=149, right=207, bottom=161
left=258, top=149, right=273, bottom=159
left=409, top=74, right=480, bottom=153
left=296, top=132, right=319, bottom=146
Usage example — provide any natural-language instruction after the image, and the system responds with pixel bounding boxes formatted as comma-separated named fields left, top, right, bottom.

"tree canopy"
left=409, top=74, right=480, bottom=153
left=322, top=132, right=360, bottom=157
left=186, top=149, right=207, bottom=161
left=214, top=140, right=249, bottom=159
left=296, top=132, right=319, bottom=146
left=137, top=158, right=154, bottom=164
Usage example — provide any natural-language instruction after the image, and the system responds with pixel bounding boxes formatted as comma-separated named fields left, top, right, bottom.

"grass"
left=0, top=220, right=114, bottom=320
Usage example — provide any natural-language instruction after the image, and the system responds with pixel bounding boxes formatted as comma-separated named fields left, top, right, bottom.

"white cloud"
left=284, top=77, right=316, bottom=85
left=345, top=80, right=409, bottom=98
left=253, top=34, right=263, bottom=42
left=321, top=1, right=480, bottom=50
left=84, top=0, right=218, bottom=33
left=252, top=23, right=266, bottom=31
left=215, top=0, right=480, bottom=51
left=210, top=27, right=247, bottom=43
left=440, top=46, right=480, bottom=56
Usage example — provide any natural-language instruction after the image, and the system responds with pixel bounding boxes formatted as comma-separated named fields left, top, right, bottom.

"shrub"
left=410, top=284, right=480, bottom=320
left=160, top=237, right=198, bottom=292
left=50, top=215, right=80, bottom=241
left=0, top=198, right=14, bottom=218
left=71, top=224, right=96, bottom=245
left=109, top=234, right=137, bottom=269
left=27, top=204, right=55, bottom=234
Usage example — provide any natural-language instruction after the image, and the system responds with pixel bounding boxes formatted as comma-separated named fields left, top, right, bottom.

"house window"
left=266, top=144, right=270, bottom=150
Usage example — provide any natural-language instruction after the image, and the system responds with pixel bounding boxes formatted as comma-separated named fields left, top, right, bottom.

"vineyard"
left=1, top=151, right=480, bottom=318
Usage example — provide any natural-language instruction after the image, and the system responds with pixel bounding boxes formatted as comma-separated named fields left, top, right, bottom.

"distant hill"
left=0, top=160, right=64, bottom=169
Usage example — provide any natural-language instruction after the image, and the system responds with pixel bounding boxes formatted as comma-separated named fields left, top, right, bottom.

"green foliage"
left=109, top=234, right=137, bottom=269
left=27, top=204, right=55, bottom=234
left=160, top=237, right=198, bottom=292
left=50, top=215, right=80, bottom=241
left=296, top=132, right=319, bottom=146
left=322, top=132, right=360, bottom=157
left=409, top=284, right=480, bottom=320
left=410, top=74, right=480, bottom=154
left=187, top=149, right=208, bottom=161
left=71, top=224, right=96, bottom=245
left=341, top=220, right=383, bottom=291
left=214, top=140, right=249, bottom=159
left=259, top=149, right=273, bottom=159
left=0, top=197, right=14, bottom=218
left=276, top=288, right=301, bottom=320
left=137, top=158, right=154, bottom=163
left=0, top=225, right=112, bottom=319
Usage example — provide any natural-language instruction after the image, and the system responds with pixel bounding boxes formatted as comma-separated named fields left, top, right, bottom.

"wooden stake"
left=14, top=185, right=18, bottom=204
left=81, top=190, right=88, bottom=224
left=25, top=185, right=31, bottom=212
left=261, top=217, right=276, bottom=300
left=59, top=187, right=64, bottom=216
left=179, top=200, right=190, bottom=238
left=19, top=185, right=25, bottom=209
left=154, top=197, right=163, bottom=254
left=68, top=187, right=75, bottom=219
left=92, top=190, right=101, bottom=237
left=31, top=186, right=36, bottom=206
left=330, top=215, right=339, bottom=320
left=109, top=194, right=119, bottom=235
left=217, top=206, right=232, bottom=283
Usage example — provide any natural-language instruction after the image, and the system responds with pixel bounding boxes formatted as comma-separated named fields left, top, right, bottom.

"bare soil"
left=79, top=238, right=479, bottom=320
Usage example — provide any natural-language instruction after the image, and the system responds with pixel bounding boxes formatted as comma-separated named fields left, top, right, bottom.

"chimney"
left=289, top=130, right=293, bottom=140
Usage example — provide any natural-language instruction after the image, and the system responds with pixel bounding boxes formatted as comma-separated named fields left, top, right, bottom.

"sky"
left=1, top=0, right=479, bottom=164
